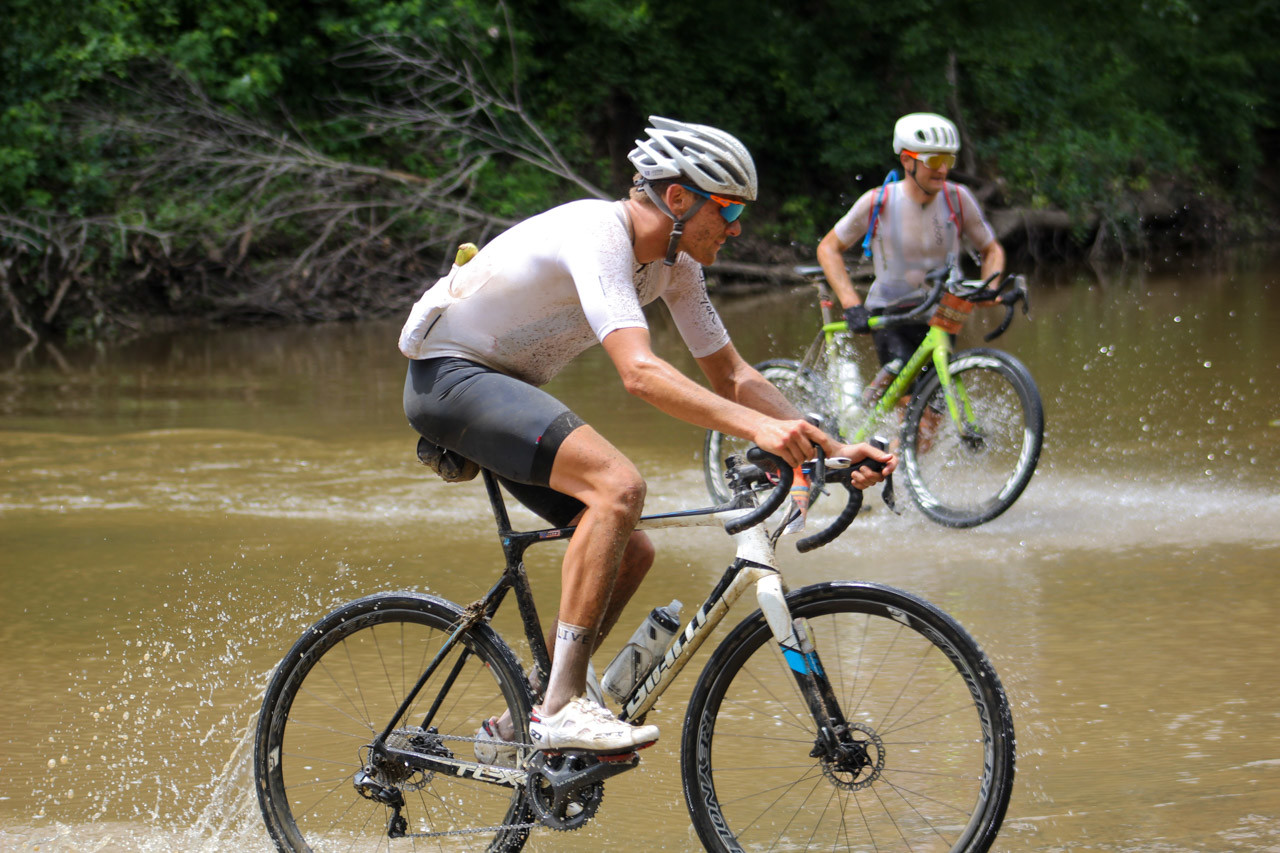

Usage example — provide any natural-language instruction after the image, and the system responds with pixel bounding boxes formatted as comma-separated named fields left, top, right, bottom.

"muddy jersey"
left=398, top=199, right=729, bottom=386
left=833, top=181, right=996, bottom=310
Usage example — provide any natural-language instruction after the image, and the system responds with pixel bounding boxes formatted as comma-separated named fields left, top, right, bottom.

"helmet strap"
left=904, top=159, right=939, bottom=198
left=641, top=182, right=707, bottom=265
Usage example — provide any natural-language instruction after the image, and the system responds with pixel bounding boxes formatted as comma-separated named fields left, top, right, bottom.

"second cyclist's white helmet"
left=628, top=116, right=758, bottom=201
left=893, top=113, right=960, bottom=154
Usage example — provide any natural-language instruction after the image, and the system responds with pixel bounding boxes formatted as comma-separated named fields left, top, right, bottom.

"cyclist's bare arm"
left=816, top=228, right=864, bottom=310
left=602, top=328, right=819, bottom=468
left=697, top=341, right=804, bottom=421
left=979, top=238, right=1006, bottom=302
left=695, top=339, right=896, bottom=486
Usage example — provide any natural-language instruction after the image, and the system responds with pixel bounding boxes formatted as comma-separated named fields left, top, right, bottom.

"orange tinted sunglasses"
left=904, top=150, right=957, bottom=170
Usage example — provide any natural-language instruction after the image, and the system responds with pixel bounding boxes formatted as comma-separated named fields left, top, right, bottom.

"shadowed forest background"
left=2, top=0, right=1277, bottom=345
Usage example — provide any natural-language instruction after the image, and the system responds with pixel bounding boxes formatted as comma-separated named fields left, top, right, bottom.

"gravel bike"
left=704, top=266, right=1043, bottom=527
left=254, top=445, right=1016, bottom=852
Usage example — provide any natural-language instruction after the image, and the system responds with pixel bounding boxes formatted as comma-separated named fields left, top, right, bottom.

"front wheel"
left=681, top=582, right=1015, bottom=853
left=254, top=592, right=534, bottom=852
left=703, top=359, right=832, bottom=504
left=902, top=348, right=1044, bottom=528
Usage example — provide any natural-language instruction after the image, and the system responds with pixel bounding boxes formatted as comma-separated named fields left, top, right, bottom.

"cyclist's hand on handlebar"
left=842, top=304, right=872, bottom=334
left=832, top=441, right=897, bottom=490
left=752, top=418, right=829, bottom=469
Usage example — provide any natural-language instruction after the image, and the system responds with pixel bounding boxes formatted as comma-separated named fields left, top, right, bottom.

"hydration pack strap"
left=862, top=170, right=898, bottom=260
left=941, top=181, right=963, bottom=235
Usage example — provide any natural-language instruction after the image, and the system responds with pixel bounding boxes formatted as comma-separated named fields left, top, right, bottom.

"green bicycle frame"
left=819, top=317, right=979, bottom=442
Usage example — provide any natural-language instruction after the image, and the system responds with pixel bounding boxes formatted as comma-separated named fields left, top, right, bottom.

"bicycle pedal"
left=537, top=746, right=646, bottom=761
left=597, top=749, right=643, bottom=762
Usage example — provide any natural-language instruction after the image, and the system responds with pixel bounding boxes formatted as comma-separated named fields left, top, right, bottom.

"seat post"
left=481, top=469, right=515, bottom=537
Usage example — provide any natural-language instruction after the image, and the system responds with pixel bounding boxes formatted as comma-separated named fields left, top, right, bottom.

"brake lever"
left=867, top=437, right=900, bottom=514
left=836, top=437, right=898, bottom=512
left=795, top=437, right=897, bottom=552
left=984, top=278, right=1031, bottom=342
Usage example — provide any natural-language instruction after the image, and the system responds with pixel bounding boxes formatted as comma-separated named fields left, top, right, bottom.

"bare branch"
left=5, top=20, right=609, bottom=339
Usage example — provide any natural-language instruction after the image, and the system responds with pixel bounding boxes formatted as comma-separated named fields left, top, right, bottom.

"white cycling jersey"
left=399, top=199, right=730, bottom=387
left=833, top=181, right=996, bottom=311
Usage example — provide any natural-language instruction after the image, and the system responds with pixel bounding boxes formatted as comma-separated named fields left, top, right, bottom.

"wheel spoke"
left=255, top=593, right=532, bottom=852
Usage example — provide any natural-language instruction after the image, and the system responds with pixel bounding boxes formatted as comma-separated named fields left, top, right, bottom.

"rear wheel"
left=254, top=592, right=534, bottom=852
left=703, top=359, right=831, bottom=504
left=682, top=581, right=1015, bottom=852
left=902, top=348, right=1043, bottom=528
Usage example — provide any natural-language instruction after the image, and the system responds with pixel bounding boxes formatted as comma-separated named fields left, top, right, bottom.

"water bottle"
left=836, top=353, right=865, bottom=431
left=601, top=600, right=683, bottom=702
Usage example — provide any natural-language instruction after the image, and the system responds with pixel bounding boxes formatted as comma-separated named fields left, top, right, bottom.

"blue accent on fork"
left=783, top=647, right=825, bottom=676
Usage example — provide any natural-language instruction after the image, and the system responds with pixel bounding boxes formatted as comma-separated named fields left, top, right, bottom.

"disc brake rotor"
left=821, top=722, right=886, bottom=791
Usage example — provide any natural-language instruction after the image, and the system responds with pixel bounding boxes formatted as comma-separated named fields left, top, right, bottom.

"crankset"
left=524, top=750, right=640, bottom=830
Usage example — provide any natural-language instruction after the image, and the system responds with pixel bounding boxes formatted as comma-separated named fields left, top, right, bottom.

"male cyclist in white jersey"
left=816, top=113, right=1006, bottom=397
left=399, top=116, right=894, bottom=760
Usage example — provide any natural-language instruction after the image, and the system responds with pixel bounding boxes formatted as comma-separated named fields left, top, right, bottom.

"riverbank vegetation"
left=2, top=0, right=1276, bottom=344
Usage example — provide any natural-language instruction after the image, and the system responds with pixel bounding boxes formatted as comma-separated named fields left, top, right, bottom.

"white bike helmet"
left=628, top=116, right=758, bottom=264
left=628, top=116, right=758, bottom=201
left=892, top=113, right=960, bottom=154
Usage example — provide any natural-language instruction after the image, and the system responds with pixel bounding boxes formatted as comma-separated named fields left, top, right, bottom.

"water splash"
left=21, top=561, right=364, bottom=852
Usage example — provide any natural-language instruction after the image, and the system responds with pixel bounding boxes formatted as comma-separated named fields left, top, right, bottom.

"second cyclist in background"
left=816, top=113, right=1006, bottom=403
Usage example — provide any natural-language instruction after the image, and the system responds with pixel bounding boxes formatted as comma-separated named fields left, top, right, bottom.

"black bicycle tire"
left=681, top=581, right=1015, bottom=853
left=703, top=359, right=829, bottom=504
left=901, top=347, right=1044, bottom=528
left=254, top=591, right=534, bottom=853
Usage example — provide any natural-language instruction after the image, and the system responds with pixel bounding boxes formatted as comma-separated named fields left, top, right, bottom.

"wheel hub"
left=360, top=726, right=450, bottom=793
left=817, top=722, right=886, bottom=790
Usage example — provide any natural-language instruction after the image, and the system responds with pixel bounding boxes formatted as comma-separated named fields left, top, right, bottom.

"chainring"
left=525, top=753, right=605, bottom=831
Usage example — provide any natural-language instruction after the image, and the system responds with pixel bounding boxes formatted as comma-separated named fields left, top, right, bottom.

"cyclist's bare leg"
left=538, top=424, right=647, bottom=716
left=487, top=530, right=653, bottom=741
left=540, top=529, right=654, bottom=658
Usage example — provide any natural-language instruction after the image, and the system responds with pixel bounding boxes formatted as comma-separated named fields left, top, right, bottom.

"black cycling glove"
left=843, top=304, right=872, bottom=334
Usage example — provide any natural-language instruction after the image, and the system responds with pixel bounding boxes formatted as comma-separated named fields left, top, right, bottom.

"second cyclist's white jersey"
left=399, top=199, right=730, bottom=386
left=833, top=181, right=996, bottom=310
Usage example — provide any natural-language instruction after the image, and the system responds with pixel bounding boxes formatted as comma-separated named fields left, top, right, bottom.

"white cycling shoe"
left=529, top=695, right=659, bottom=754
left=474, top=662, right=610, bottom=765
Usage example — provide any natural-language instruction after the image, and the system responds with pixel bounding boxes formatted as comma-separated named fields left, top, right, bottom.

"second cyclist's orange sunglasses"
left=903, top=150, right=957, bottom=170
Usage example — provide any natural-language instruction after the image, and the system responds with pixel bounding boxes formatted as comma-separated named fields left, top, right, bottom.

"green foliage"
left=775, top=195, right=820, bottom=247
left=2, top=0, right=1277, bottom=340
left=5, top=0, right=1275, bottom=217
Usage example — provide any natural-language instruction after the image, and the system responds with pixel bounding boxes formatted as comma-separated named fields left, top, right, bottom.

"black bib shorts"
left=404, top=357, right=588, bottom=527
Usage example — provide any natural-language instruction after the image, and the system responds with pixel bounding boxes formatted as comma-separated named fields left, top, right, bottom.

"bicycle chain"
left=401, top=821, right=541, bottom=839
left=435, top=730, right=536, bottom=750
left=377, top=728, right=543, bottom=839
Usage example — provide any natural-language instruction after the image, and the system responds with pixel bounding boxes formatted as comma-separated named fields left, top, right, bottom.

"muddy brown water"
left=2, top=251, right=1278, bottom=851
